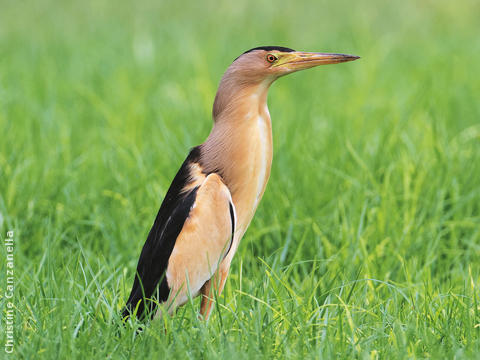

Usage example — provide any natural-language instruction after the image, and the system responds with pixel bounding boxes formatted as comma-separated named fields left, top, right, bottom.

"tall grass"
left=1, top=0, right=479, bottom=358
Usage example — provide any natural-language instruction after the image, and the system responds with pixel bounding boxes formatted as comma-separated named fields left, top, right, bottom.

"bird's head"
left=213, top=46, right=359, bottom=118
left=230, top=46, right=359, bottom=85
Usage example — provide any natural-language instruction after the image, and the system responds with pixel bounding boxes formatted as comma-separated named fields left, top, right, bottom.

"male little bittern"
left=122, top=46, right=359, bottom=321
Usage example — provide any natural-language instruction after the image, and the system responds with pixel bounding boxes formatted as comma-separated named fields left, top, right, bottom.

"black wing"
left=122, top=147, right=202, bottom=320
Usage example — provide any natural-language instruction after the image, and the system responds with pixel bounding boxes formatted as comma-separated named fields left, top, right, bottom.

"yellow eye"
left=266, top=54, right=277, bottom=63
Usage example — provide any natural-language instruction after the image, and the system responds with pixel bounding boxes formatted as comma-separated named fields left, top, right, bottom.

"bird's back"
left=122, top=147, right=202, bottom=319
left=122, top=146, right=235, bottom=320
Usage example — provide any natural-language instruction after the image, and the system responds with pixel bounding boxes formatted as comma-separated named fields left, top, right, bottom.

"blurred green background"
left=1, top=0, right=480, bottom=358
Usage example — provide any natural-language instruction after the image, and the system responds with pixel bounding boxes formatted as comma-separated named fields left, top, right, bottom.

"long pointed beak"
left=275, top=51, right=360, bottom=71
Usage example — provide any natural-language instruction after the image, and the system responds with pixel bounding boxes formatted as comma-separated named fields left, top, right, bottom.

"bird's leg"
left=199, top=266, right=229, bottom=321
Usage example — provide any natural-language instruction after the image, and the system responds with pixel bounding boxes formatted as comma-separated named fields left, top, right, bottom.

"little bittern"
left=122, top=46, right=359, bottom=321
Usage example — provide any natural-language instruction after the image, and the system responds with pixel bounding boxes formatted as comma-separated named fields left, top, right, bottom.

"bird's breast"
left=252, top=114, right=272, bottom=207
left=201, top=106, right=273, bottom=254
left=227, top=113, right=273, bottom=234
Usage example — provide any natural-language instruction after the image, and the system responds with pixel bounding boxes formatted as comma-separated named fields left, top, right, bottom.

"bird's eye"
left=266, top=54, right=277, bottom=63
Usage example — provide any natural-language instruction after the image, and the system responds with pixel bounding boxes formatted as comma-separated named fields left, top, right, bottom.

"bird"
left=121, top=46, right=359, bottom=322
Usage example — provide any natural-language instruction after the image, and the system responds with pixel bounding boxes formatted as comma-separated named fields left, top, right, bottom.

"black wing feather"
left=122, top=147, right=201, bottom=320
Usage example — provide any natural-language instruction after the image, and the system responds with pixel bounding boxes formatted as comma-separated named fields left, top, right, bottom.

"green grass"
left=1, top=0, right=480, bottom=358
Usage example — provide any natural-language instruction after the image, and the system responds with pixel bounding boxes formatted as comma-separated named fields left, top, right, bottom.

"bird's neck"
left=212, top=77, right=271, bottom=120
left=201, top=81, right=273, bottom=230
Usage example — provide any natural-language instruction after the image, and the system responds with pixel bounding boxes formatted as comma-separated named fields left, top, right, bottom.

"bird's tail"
left=121, top=276, right=170, bottom=322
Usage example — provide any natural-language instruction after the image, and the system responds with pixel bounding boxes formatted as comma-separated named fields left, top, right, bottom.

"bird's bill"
left=273, top=51, right=360, bottom=71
